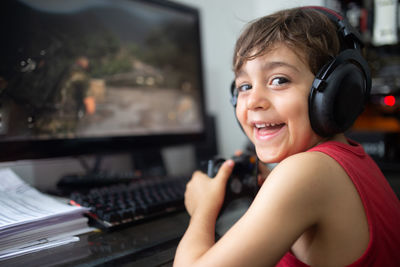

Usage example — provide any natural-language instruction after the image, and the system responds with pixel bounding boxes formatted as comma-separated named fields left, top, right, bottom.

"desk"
left=1, top=212, right=190, bottom=267
left=2, top=174, right=398, bottom=267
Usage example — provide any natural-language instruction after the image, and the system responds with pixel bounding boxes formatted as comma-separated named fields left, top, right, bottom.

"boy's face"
left=235, top=44, right=322, bottom=163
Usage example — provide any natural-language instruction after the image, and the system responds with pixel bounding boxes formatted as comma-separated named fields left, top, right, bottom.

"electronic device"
left=230, top=6, right=371, bottom=138
left=68, top=175, right=188, bottom=230
left=204, top=152, right=259, bottom=209
left=0, top=0, right=206, bottom=162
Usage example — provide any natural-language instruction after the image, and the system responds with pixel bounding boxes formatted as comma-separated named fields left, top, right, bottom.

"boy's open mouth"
left=254, top=122, right=286, bottom=135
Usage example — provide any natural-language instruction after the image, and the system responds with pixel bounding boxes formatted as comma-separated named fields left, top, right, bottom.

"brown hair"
left=233, top=7, right=340, bottom=75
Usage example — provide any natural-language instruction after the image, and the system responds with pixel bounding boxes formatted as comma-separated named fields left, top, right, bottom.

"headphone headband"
left=302, top=6, right=364, bottom=50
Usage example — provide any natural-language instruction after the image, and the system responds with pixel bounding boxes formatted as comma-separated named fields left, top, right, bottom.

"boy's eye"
left=237, top=84, right=252, bottom=92
left=271, top=77, right=289, bottom=86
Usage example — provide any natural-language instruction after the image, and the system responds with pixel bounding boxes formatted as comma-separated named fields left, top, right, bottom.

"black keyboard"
left=68, top=176, right=188, bottom=230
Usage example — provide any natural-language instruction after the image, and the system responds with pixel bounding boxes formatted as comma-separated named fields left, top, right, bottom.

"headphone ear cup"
left=309, top=56, right=368, bottom=137
left=229, top=80, right=244, bottom=133
left=230, top=81, right=238, bottom=107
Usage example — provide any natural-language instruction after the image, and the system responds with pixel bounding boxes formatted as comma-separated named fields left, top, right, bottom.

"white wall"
left=172, top=0, right=324, bottom=158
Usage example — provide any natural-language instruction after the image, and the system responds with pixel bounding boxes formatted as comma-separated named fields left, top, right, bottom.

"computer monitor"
left=0, top=0, right=206, bottom=162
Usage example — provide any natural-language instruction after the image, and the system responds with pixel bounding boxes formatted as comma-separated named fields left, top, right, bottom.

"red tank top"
left=276, top=140, right=400, bottom=267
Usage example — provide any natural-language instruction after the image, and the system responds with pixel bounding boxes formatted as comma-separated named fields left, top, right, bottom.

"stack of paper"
left=0, top=168, right=93, bottom=260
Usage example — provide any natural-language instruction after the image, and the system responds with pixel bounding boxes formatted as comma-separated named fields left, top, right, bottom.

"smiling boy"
left=174, top=7, right=400, bottom=267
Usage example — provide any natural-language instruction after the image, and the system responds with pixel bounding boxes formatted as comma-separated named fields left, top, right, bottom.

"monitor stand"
left=131, top=148, right=167, bottom=177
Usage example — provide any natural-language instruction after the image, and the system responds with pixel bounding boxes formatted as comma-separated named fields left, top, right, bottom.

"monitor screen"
left=0, top=0, right=206, bottom=161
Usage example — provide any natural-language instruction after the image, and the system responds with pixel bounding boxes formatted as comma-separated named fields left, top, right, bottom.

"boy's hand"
left=184, top=160, right=234, bottom=219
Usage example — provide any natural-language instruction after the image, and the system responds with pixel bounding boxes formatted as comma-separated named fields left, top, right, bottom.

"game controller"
left=205, top=152, right=259, bottom=207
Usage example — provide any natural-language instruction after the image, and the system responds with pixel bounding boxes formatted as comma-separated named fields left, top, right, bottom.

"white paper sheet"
left=0, top=168, right=92, bottom=261
left=0, top=168, right=87, bottom=231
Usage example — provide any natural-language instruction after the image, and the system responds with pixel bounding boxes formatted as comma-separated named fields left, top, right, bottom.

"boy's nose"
left=246, top=86, right=270, bottom=110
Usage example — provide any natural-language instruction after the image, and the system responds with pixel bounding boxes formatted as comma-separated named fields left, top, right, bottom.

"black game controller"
left=205, top=152, right=259, bottom=207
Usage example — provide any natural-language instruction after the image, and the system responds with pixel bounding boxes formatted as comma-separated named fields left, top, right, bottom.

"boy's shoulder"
left=273, top=149, right=343, bottom=181
left=264, top=150, right=349, bottom=204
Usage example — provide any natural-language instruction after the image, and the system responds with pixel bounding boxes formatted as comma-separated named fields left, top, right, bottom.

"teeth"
left=255, top=123, right=266, bottom=128
left=255, top=122, right=281, bottom=128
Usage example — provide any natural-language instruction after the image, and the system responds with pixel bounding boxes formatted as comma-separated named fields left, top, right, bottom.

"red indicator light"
left=384, top=95, right=396, bottom=106
left=69, top=200, right=81, bottom=207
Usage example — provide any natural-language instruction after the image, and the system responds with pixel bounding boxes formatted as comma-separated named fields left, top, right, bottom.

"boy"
left=174, top=7, right=400, bottom=266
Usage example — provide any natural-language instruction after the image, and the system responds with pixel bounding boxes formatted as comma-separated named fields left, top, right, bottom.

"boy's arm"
left=173, top=206, right=216, bottom=266
left=174, top=152, right=332, bottom=267
left=173, top=160, right=235, bottom=266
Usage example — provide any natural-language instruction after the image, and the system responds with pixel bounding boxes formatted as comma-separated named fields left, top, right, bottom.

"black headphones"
left=230, top=6, right=371, bottom=137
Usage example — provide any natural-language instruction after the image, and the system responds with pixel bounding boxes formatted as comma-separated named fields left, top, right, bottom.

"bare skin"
left=173, top=44, right=369, bottom=267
